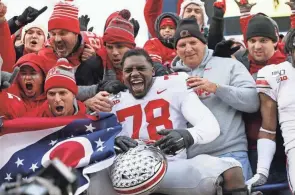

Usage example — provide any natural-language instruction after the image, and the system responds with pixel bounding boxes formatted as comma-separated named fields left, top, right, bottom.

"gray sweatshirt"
left=172, top=47, right=260, bottom=158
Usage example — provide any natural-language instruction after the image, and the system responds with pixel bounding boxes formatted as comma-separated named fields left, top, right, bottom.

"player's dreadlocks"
left=284, top=28, right=295, bottom=54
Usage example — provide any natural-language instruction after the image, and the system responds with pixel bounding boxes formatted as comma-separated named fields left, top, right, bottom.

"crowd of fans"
left=1, top=0, right=295, bottom=194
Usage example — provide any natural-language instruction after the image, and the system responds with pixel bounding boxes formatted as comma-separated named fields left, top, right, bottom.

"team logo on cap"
left=180, top=30, right=191, bottom=38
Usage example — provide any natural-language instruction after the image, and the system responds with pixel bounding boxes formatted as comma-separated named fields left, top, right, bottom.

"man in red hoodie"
left=7, top=53, right=47, bottom=111
left=28, top=59, right=86, bottom=117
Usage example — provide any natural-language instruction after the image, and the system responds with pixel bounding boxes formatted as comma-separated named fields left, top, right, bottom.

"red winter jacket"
left=144, top=38, right=176, bottom=67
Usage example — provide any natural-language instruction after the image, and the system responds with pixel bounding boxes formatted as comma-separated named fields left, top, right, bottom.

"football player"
left=88, top=49, right=249, bottom=195
left=247, top=28, right=295, bottom=193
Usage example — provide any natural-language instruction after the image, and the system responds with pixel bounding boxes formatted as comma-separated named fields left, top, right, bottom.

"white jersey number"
left=116, top=99, right=173, bottom=140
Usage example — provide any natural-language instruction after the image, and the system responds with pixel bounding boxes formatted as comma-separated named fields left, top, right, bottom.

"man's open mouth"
left=130, top=79, right=144, bottom=92
left=55, top=42, right=66, bottom=53
left=25, top=83, right=33, bottom=90
left=55, top=106, right=64, bottom=112
left=30, top=40, right=38, bottom=45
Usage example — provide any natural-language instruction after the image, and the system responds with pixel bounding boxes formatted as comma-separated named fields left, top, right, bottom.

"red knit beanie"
left=48, top=1, right=80, bottom=34
left=160, top=17, right=176, bottom=29
left=103, top=9, right=135, bottom=48
left=45, top=58, right=78, bottom=95
left=104, top=11, right=119, bottom=31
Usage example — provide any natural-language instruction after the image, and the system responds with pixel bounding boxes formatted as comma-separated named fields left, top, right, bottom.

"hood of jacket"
left=155, top=12, right=180, bottom=49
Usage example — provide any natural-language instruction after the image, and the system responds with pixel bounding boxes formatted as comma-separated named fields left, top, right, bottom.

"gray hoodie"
left=172, top=47, right=260, bottom=157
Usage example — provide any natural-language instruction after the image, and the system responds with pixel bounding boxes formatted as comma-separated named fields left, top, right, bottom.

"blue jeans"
left=218, top=151, right=253, bottom=180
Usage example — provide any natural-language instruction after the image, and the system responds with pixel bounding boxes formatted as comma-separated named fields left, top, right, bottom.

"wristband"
left=260, top=127, right=276, bottom=135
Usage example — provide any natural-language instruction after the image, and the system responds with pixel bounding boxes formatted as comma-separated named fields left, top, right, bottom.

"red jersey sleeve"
left=0, top=91, right=26, bottom=119
left=144, top=0, right=163, bottom=38
left=0, top=21, right=16, bottom=72
left=80, top=31, right=103, bottom=53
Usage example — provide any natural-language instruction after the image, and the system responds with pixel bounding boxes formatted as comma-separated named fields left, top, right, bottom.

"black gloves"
left=153, top=62, right=169, bottom=76
left=0, top=68, right=19, bottom=90
left=98, top=80, right=127, bottom=94
left=17, top=6, right=47, bottom=25
left=213, top=40, right=241, bottom=58
left=154, top=129, right=194, bottom=155
left=130, top=18, right=140, bottom=38
left=79, top=15, right=94, bottom=32
left=115, top=136, right=138, bottom=154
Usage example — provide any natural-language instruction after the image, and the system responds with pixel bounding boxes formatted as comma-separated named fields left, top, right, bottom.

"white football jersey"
left=110, top=72, right=220, bottom=145
left=256, top=61, right=295, bottom=152
left=111, top=72, right=189, bottom=141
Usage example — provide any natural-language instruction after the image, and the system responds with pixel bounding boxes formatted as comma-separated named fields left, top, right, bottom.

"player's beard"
left=130, top=78, right=155, bottom=99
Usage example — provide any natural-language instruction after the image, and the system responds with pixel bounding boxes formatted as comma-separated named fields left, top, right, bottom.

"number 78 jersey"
left=111, top=72, right=192, bottom=141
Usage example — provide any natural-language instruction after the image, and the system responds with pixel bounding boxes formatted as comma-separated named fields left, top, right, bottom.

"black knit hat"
left=246, top=15, right=278, bottom=42
left=174, top=17, right=206, bottom=48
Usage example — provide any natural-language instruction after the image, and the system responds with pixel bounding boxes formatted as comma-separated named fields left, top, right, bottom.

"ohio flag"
left=0, top=112, right=121, bottom=195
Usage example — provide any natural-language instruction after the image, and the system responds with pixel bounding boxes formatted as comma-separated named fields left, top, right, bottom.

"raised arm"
left=0, top=1, right=16, bottom=72
left=144, top=0, right=163, bottom=38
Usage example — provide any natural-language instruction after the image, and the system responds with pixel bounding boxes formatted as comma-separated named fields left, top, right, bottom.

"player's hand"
left=0, top=1, right=7, bottom=20
left=154, top=129, right=194, bottom=156
left=17, top=6, right=47, bottom=25
left=114, top=136, right=138, bottom=154
left=186, top=76, right=218, bottom=93
left=246, top=173, right=268, bottom=187
left=234, top=0, right=256, bottom=14
left=84, top=91, right=113, bottom=112
left=286, top=0, right=295, bottom=11
left=98, top=80, right=127, bottom=94
left=81, top=44, right=96, bottom=61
